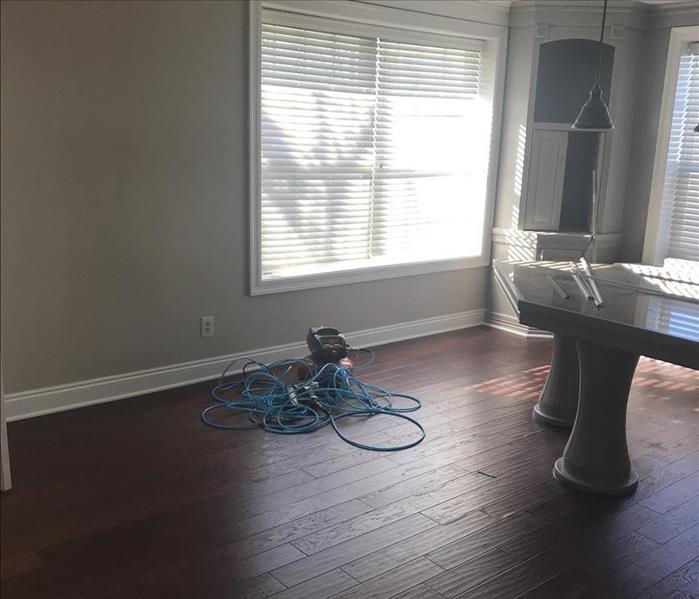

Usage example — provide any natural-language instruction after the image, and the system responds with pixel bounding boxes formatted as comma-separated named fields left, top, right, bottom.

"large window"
left=250, top=3, right=503, bottom=293
left=657, top=43, right=699, bottom=263
left=645, top=28, right=699, bottom=267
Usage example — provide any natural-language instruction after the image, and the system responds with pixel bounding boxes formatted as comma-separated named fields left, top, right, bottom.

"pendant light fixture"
left=573, top=0, right=613, bottom=130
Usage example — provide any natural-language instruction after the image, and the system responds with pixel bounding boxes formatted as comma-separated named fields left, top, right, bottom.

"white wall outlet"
left=200, top=315, right=215, bottom=338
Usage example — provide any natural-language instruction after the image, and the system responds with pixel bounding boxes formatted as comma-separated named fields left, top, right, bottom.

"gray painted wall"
left=621, top=26, right=673, bottom=262
left=0, top=0, right=487, bottom=393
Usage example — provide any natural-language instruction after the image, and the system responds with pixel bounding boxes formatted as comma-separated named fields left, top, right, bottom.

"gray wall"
left=0, top=0, right=487, bottom=393
left=620, top=26, right=672, bottom=262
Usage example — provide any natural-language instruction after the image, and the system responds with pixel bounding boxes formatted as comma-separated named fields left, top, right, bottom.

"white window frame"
left=249, top=0, right=508, bottom=295
left=643, top=25, right=699, bottom=266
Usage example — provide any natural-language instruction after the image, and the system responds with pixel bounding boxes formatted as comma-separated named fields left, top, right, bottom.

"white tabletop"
left=493, top=260, right=699, bottom=368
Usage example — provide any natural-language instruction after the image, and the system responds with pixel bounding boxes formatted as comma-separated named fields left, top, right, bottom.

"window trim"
left=249, top=0, right=507, bottom=295
left=642, top=25, right=699, bottom=266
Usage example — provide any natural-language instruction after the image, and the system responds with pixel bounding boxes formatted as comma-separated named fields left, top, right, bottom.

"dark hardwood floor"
left=1, top=327, right=698, bottom=599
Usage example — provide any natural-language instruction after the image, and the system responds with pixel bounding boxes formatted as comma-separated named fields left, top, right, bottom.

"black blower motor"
left=305, top=326, right=354, bottom=369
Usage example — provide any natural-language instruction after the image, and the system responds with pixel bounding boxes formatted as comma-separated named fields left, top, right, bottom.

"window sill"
left=250, top=255, right=489, bottom=295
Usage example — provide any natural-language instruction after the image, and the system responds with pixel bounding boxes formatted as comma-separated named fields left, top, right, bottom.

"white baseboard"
left=4, top=309, right=485, bottom=421
left=484, top=311, right=552, bottom=339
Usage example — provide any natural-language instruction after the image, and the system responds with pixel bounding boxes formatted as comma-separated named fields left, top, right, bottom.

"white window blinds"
left=259, top=19, right=489, bottom=280
left=658, top=45, right=699, bottom=264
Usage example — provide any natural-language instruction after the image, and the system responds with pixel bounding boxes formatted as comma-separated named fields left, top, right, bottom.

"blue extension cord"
left=201, top=350, right=425, bottom=451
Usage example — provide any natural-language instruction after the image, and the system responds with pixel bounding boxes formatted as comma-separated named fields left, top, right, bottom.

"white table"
left=494, top=260, right=699, bottom=495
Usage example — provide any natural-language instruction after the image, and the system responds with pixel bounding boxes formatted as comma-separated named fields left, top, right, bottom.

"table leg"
left=533, top=334, right=579, bottom=428
left=553, top=339, right=640, bottom=495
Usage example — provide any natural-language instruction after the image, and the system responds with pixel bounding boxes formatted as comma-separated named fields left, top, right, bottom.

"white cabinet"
left=522, top=128, right=568, bottom=231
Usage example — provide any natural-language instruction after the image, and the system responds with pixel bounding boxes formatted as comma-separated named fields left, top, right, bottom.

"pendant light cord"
left=594, top=0, right=609, bottom=88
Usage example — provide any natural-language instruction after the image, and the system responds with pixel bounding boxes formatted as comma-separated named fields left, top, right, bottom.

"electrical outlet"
left=610, top=25, right=623, bottom=40
left=200, top=315, right=215, bottom=338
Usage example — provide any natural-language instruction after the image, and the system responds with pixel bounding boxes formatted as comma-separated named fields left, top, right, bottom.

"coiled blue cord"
left=201, top=350, right=425, bottom=451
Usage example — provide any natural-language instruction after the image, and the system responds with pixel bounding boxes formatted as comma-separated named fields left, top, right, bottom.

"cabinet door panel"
left=523, top=129, right=568, bottom=231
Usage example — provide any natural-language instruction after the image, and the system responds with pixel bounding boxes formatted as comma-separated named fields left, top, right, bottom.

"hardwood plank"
left=239, top=574, right=287, bottom=599
left=480, top=478, right=567, bottom=521
left=359, top=464, right=472, bottom=509
left=516, top=568, right=591, bottom=599
left=420, top=467, right=557, bottom=525
left=630, top=462, right=699, bottom=508
left=666, top=450, right=699, bottom=478
left=254, top=432, right=397, bottom=480
left=575, top=532, right=661, bottom=578
left=477, top=439, right=563, bottom=479
left=266, top=569, right=357, bottom=599
left=228, top=494, right=348, bottom=540
left=229, top=456, right=398, bottom=520
left=640, top=472, right=699, bottom=514
left=230, top=543, right=306, bottom=581
left=500, top=512, right=587, bottom=562
left=637, top=496, right=699, bottom=544
left=303, top=452, right=390, bottom=479
left=312, top=454, right=470, bottom=509
left=453, top=543, right=570, bottom=599
left=270, top=513, right=437, bottom=587
left=585, top=502, right=664, bottom=545
left=424, top=548, right=519, bottom=598
left=361, top=470, right=494, bottom=516
left=388, top=419, right=542, bottom=469
left=391, top=583, right=444, bottom=599
left=637, top=557, right=699, bottom=599
left=580, top=564, right=660, bottom=599
left=341, top=509, right=495, bottom=582
left=647, top=433, right=699, bottom=463
left=426, top=511, right=548, bottom=570
left=222, top=499, right=372, bottom=561
left=526, top=493, right=584, bottom=522
left=333, top=557, right=444, bottom=599
left=230, top=453, right=464, bottom=541
left=291, top=500, right=421, bottom=555
left=634, top=524, right=699, bottom=579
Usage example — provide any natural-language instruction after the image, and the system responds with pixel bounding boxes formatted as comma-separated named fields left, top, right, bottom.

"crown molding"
left=509, top=1, right=640, bottom=29
left=509, top=0, right=697, bottom=30
left=513, top=1, right=634, bottom=10
left=642, top=2, right=699, bottom=29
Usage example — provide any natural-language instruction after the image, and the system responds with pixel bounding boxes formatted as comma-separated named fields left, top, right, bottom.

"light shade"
left=573, top=86, right=614, bottom=130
